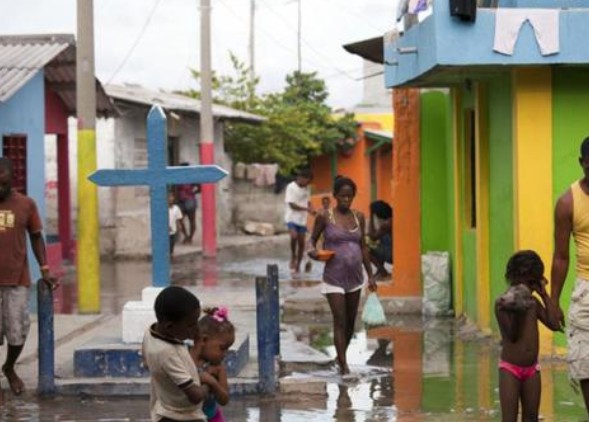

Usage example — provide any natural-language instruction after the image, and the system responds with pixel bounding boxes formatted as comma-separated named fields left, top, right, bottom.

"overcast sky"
left=0, top=0, right=396, bottom=108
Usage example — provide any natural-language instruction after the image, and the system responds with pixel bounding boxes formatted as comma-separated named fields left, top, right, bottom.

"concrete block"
left=74, top=344, right=148, bottom=378
left=141, top=287, right=164, bottom=306
left=280, top=377, right=327, bottom=396
left=242, top=221, right=275, bottom=236
left=380, top=296, right=423, bottom=315
left=73, top=334, right=250, bottom=378
left=122, top=301, right=155, bottom=343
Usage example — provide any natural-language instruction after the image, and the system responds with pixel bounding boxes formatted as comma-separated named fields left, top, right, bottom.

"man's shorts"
left=0, top=286, right=30, bottom=346
left=287, top=222, right=307, bottom=234
left=566, top=278, right=589, bottom=379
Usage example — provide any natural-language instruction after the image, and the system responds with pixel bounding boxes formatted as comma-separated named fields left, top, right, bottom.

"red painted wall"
left=45, top=88, right=69, bottom=134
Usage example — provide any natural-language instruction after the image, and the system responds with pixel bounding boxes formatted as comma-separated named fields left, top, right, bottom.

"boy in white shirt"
left=168, top=191, right=184, bottom=257
left=284, top=169, right=315, bottom=274
left=142, top=286, right=221, bottom=422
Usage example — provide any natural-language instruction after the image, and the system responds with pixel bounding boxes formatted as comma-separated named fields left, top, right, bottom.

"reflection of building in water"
left=422, top=320, right=452, bottom=377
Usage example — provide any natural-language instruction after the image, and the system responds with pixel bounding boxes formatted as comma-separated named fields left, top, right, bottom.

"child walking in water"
left=191, top=307, right=235, bottom=422
left=495, top=250, right=560, bottom=422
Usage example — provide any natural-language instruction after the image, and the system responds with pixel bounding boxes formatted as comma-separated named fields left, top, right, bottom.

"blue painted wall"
left=385, top=2, right=589, bottom=87
left=0, top=71, right=46, bottom=282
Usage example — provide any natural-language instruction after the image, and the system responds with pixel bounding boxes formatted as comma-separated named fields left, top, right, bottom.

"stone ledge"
left=57, top=377, right=261, bottom=397
left=74, top=334, right=249, bottom=378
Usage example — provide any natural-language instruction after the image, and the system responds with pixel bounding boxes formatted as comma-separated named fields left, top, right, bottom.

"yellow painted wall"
left=354, top=112, right=394, bottom=133
left=512, top=68, right=554, bottom=354
left=475, top=85, right=491, bottom=331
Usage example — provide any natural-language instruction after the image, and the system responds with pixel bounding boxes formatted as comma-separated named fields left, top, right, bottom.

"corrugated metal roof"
left=364, top=128, right=393, bottom=141
left=0, top=34, right=116, bottom=117
left=105, top=83, right=265, bottom=124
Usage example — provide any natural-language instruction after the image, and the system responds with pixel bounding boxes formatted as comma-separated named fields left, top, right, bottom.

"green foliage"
left=184, top=54, right=358, bottom=175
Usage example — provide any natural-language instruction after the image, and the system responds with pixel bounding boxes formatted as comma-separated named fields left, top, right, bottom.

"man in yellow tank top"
left=552, top=137, right=589, bottom=413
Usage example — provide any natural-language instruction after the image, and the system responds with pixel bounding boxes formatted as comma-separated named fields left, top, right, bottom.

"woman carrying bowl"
left=308, top=175, right=377, bottom=375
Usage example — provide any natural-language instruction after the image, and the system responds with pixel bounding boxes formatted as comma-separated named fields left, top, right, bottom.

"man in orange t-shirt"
left=0, top=157, right=57, bottom=401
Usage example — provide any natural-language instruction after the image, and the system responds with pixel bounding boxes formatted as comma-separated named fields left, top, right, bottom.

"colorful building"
left=0, top=34, right=114, bottom=283
left=383, top=0, right=589, bottom=349
left=309, top=121, right=393, bottom=220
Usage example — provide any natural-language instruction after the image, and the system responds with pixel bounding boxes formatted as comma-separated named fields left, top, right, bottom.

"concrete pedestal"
left=121, top=287, right=163, bottom=344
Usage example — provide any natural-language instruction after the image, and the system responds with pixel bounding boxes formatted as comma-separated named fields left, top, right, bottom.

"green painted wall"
left=487, top=75, right=515, bottom=333
left=421, top=91, right=452, bottom=252
left=458, top=89, right=479, bottom=321
left=552, top=68, right=589, bottom=347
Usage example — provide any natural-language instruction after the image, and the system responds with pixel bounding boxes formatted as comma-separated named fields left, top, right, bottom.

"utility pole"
left=297, top=0, right=301, bottom=72
left=249, top=0, right=255, bottom=83
left=200, top=0, right=217, bottom=257
left=76, top=0, right=101, bottom=313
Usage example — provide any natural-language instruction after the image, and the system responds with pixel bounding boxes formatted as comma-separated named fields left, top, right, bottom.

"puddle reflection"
left=225, top=317, right=586, bottom=421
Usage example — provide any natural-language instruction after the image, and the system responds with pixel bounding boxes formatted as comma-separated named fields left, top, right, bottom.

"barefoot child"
left=191, top=307, right=236, bottom=422
left=142, top=287, right=219, bottom=422
left=495, top=250, right=561, bottom=422
left=168, top=191, right=184, bottom=258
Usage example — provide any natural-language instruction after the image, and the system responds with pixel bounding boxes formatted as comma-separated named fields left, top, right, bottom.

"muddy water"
left=12, top=240, right=589, bottom=420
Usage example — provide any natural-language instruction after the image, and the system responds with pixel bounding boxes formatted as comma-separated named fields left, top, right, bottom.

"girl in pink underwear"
left=495, top=250, right=561, bottom=422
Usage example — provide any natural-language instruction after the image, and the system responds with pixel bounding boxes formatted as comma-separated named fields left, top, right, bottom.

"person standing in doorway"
left=176, top=162, right=201, bottom=245
left=284, top=169, right=315, bottom=274
left=0, top=157, right=58, bottom=401
left=551, top=136, right=589, bottom=414
left=367, top=200, right=393, bottom=280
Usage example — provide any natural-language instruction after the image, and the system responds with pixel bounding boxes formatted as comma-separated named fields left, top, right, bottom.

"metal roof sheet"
left=0, top=34, right=116, bottom=117
left=364, top=128, right=393, bottom=141
left=343, top=37, right=384, bottom=65
left=105, top=83, right=265, bottom=124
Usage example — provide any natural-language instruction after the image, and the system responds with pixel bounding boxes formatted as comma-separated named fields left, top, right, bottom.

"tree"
left=185, top=55, right=357, bottom=175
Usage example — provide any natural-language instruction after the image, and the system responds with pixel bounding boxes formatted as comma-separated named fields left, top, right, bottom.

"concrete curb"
left=56, top=377, right=261, bottom=397
left=105, top=234, right=290, bottom=261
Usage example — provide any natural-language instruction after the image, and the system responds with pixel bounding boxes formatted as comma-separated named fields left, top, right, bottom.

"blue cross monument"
left=89, top=105, right=228, bottom=287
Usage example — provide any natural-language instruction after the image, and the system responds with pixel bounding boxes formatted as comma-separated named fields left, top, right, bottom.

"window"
left=464, top=109, right=476, bottom=229
left=2, top=134, right=27, bottom=194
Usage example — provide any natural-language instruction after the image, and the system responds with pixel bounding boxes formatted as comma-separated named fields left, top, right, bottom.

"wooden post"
left=37, top=279, right=55, bottom=395
left=256, top=276, right=276, bottom=394
left=267, top=264, right=280, bottom=356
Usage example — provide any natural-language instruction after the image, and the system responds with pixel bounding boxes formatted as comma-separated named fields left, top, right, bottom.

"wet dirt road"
left=3, top=240, right=587, bottom=420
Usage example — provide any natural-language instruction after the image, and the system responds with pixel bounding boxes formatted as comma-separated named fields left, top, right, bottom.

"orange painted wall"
left=336, top=128, right=371, bottom=217
left=377, top=147, right=394, bottom=206
left=310, top=154, right=332, bottom=195
left=380, top=89, right=422, bottom=297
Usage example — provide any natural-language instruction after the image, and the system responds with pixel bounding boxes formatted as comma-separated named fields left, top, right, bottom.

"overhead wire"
left=107, top=0, right=163, bottom=83
left=216, top=0, right=359, bottom=81
left=257, top=0, right=356, bottom=80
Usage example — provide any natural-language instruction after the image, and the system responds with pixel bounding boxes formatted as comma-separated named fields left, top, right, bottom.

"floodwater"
left=10, top=240, right=589, bottom=420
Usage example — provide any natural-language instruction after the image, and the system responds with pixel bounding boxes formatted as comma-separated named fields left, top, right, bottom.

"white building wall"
left=61, top=106, right=236, bottom=258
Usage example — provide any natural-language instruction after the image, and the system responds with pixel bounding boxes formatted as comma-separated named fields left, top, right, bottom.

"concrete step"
left=73, top=333, right=249, bottom=378
left=56, top=375, right=260, bottom=396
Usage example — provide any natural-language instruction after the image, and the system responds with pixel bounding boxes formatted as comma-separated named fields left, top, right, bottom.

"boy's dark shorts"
left=287, top=222, right=307, bottom=234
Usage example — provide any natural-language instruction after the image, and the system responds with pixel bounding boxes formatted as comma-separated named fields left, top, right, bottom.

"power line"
left=327, top=0, right=391, bottom=34
left=107, top=0, right=162, bottom=83
left=216, top=0, right=352, bottom=78
left=258, top=0, right=356, bottom=80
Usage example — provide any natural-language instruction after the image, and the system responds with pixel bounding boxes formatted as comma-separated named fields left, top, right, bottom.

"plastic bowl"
left=316, top=249, right=335, bottom=261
